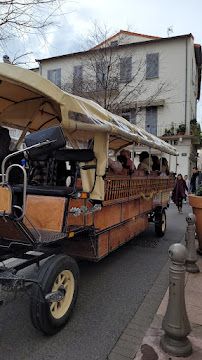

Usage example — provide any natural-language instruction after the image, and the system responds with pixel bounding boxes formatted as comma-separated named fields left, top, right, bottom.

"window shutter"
left=55, top=68, right=61, bottom=88
left=120, top=57, right=132, bottom=82
left=146, top=107, right=157, bottom=135
left=73, top=65, right=83, bottom=92
left=130, top=109, right=136, bottom=124
left=96, top=62, right=107, bottom=90
left=146, top=53, right=159, bottom=79
left=47, top=70, right=52, bottom=81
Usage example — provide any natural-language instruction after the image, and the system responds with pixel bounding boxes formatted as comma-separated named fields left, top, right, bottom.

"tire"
left=30, top=254, right=79, bottom=335
left=155, top=209, right=166, bottom=237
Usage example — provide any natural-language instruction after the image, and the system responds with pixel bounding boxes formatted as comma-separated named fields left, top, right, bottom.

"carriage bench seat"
left=11, top=184, right=82, bottom=197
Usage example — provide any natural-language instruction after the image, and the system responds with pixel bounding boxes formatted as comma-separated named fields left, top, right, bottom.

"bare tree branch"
left=0, top=0, right=73, bottom=63
left=62, top=21, right=173, bottom=133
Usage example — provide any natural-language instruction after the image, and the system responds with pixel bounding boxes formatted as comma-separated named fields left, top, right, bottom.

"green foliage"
left=195, top=184, right=202, bottom=196
left=176, top=124, right=186, bottom=134
left=190, top=119, right=201, bottom=145
left=170, top=122, right=174, bottom=134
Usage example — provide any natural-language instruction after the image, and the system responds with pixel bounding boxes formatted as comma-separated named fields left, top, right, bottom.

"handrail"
left=5, top=164, right=27, bottom=220
left=1, top=139, right=54, bottom=185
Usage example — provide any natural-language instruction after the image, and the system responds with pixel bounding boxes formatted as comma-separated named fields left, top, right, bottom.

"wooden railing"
left=104, top=175, right=175, bottom=202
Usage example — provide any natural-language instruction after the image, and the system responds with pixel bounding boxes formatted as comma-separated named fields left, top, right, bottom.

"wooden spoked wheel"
left=50, top=270, right=75, bottom=319
left=155, top=209, right=166, bottom=237
left=30, top=254, right=79, bottom=334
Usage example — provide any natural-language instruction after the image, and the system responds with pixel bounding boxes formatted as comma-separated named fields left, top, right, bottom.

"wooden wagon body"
left=0, top=63, right=177, bottom=334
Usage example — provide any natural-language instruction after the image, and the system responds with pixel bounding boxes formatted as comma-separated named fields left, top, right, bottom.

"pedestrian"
left=172, top=174, right=187, bottom=214
left=190, top=167, right=202, bottom=193
left=184, top=175, right=190, bottom=203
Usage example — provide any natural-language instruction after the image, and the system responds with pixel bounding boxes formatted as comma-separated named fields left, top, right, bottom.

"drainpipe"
left=185, top=36, right=188, bottom=132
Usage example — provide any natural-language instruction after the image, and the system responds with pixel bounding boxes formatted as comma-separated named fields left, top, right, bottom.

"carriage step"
left=29, top=229, right=67, bottom=244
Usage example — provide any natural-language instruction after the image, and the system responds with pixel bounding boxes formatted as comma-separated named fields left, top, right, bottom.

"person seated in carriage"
left=137, top=151, right=153, bottom=172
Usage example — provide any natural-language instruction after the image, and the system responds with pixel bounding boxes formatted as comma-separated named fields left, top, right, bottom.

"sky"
left=1, top=0, right=202, bottom=121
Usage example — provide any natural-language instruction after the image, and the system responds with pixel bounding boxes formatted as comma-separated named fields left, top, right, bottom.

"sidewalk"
left=108, top=253, right=202, bottom=360
left=134, top=256, right=202, bottom=360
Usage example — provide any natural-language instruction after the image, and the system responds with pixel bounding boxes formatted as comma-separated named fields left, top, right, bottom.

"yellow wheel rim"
left=50, top=270, right=75, bottom=319
left=162, top=213, right=166, bottom=232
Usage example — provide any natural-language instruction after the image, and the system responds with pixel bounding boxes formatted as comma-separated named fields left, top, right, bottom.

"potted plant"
left=163, top=128, right=171, bottom=136
left=170, top=122, right=175, bottom=135
left=189, top=184, right=202, bottom=254
left=176, top=124, right=186, bottom=135
left=190, top=119, right=201, bottom=144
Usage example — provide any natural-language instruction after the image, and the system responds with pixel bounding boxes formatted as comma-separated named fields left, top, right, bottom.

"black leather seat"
left=12, top=184, right=82, bottom=197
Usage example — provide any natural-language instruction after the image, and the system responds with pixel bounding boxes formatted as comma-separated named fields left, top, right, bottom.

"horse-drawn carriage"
left=0, top=63, right=178, bottom=334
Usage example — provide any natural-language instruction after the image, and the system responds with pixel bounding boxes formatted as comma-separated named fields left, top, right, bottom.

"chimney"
left=3, top=55, right=11, bottom=64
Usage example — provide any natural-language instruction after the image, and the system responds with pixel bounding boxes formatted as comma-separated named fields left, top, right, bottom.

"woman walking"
left=172, top=174, right=187, bottom=213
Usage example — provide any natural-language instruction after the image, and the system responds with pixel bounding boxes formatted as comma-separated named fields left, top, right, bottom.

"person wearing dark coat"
left=172, top=174, right=187, bottom=213
left=190, top=167, right=202, bottom=193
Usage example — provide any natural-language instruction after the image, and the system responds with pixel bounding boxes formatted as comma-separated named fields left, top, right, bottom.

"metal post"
left=169, top=154, right=171, bottom=172
left=185, top=213, right=199, bottom=273
left=132, top=143, right=135, bottom=171
left=160, top=243, right=192, bottom=357
left=149, top=147, right=151, bottom=171
left=160, top=151, right=162, bottom=172
left=175, top=156, right=178, bottom=174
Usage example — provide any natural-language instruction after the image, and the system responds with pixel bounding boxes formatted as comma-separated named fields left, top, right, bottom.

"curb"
left=107, top=258, right=170, bottom=360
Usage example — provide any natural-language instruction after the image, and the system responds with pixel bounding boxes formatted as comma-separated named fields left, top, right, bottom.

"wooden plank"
left=122, top=199, right=139, bottom=221
left=98, top=232, right=109, bottom=258
left=62, top=235, right=97, bottom=259
left=108, top=214, right=148, bottom=252
left=0, top=185, right=12, bottom=214
left=24, top=195, right=66, bottom=232
left=109, top=225, right=130, bottom=251
left=67, top=199, right=85, bottom=227
left=67, top=199, right=93, bottom=227
left=140, top=197, right=153, bottom=213
left=94, top=203, right=121, bottom=231
left=0, top=217, right=30, bottom=243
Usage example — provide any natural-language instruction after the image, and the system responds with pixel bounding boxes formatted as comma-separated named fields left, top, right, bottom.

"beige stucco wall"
left=38, top=36, right=198, bottom=135
left=37, top=35, right=200, bottom=176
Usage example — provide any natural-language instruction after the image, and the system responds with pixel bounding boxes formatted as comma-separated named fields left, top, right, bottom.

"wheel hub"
left=45, top=287, right=65, bottom=303
left=50, top=270, right=75, bottom=319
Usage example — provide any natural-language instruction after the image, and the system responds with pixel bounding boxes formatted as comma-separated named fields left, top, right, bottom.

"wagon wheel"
left=155, top=209, right=166, bottom=237
left=30, top=254, right=79, bottom=335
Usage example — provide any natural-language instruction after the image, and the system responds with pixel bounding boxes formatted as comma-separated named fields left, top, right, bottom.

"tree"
left=0, top=0, right=68, bottom=65
left=62, top=22, right=171, bottom=129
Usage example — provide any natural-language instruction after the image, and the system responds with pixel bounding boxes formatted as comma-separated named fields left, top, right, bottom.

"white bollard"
left=185, top=213, right=199, bottom=273
left=160, top=243, right=192, bottom=357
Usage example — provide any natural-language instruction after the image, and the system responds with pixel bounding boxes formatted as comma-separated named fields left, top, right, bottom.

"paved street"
left=0, top=203, right=192, bottom=360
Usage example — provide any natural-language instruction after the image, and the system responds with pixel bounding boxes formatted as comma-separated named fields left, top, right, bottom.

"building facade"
left=36, top=31, right=202, bottom=177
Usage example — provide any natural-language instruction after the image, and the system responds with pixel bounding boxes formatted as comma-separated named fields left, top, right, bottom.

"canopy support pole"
left=132, top=143, right=135, bottom=170
left=149, top=147, right=151, bottom=171
left=160, top=151, right=163, bottom=172
left=169, top=154, right=171, bottom=171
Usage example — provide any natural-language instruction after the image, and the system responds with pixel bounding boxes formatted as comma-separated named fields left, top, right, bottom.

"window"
left=146, top=53, right=159, bottom=79
left=73, top=65, right=83, bottom=92
left=145, top=107, right=157, bottom=136
left=47, top=68, right=61, bottom=87
left=111, top=41, right=118, bottom=46
left=120, top=57, right=132, bottom=82
left=96, top=62, right=107, bottom=90
left=122, top=109, right=136, bottom=124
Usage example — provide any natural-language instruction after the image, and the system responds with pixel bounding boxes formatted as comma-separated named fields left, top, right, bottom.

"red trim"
left=91, top=30, right=161, bottom=50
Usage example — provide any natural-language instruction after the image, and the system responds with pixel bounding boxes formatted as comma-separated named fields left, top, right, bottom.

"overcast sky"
left=1, top=0, right=202, bottom=121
